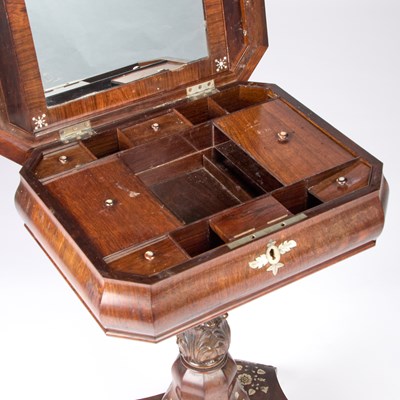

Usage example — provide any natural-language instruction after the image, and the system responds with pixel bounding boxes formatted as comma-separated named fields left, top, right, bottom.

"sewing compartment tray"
left=15, top=82, right=386, bottom=342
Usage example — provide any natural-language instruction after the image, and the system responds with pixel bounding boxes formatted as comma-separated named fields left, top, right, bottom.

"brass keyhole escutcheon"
left=266, top=244, right=281, bottom=265
left=269, top=247, right=277, bottom=261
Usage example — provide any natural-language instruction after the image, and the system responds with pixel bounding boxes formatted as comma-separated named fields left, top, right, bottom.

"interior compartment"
left=170, top=220, right=225, bottom=258
left=215, top=139, right=283, bottom=193
left=181, top=123, right=214, bottom=150
left=211, top=85, right=275, bottom=112
left=120, top=134, right=197, bottom=174
left=202, top=153, right=256, bottom=202
left=34, top=142, right=97, bottom=180
left=175, top=97, right=227, bottom=125
left=120, top=110, right=192, bottom=147
left=272, top=182, right=323, bottom=214
left=138, top=153, right=242, bottom=224
left=83, top=128, right=132, bottom=158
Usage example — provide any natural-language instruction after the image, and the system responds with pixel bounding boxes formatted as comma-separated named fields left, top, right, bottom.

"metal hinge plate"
left=59, top=121, right=96, bottom=143
left=186, top=80, right=216, bottom=99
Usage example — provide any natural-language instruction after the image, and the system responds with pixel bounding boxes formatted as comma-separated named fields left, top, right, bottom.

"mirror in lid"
left=0, top=0, right=266, bottom=162
left=25, top=0, right=209, bottom=106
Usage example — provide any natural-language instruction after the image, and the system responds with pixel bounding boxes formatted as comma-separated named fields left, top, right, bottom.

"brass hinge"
left=59, top=121, right=96, bottom=143
left=186, top=79, right=216, bottom=99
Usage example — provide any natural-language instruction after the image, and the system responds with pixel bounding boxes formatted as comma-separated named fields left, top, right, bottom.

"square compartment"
left=83, top=129, right=131, bottom=158
left=138, top=153, right=242, bottom=224
left=272, top=182, right=323, bottom=214
left=215, top=140, right=283, bottom=193
left=170, top=220, right=225, bottom=258
left=211, top=85, right=274, bottom=112
left=175, top=98, right=227, bottom=125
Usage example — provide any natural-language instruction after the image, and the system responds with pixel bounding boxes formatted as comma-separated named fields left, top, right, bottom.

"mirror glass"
left=25, top=0, right=209, bottom=105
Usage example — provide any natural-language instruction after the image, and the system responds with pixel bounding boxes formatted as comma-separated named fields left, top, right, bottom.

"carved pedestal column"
left=162, top=315, right=248, bottom=400
left=140, top=315, right=287, bottom=400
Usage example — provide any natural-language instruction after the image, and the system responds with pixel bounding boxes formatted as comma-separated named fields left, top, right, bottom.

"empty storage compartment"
left=137, top=153, right=242, bottom=224
left=83, top=128, right=132, bottom=158
left=120, top=134, right=197, bottom=174
left=170, top=220, right=225, bottom=258
left=175, top=98, right=227, bottom=125
left=215, top=139, right=283, bottom=193
left=181, top=123, right=214, bottom=150
left=272, top=182, right=323, bottom=214
left=211, top=85, right=275, bottom=112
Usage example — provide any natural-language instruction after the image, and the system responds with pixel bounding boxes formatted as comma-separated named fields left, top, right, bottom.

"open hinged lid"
left=0, top=0, right=267, bottom=163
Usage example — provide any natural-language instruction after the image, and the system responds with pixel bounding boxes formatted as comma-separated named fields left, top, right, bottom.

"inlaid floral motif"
left=249, top=240, right=297, bottom=276
left=32, top=114, right=48, bottom=130
left=236, top=362, right=270, bottom=397
left=215, top=56, right=228, bottom=72
left=238, top=373, right=253, bottom=386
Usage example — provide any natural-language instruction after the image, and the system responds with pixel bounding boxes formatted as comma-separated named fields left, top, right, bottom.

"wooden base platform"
left=139, top=361, right=287, bottom=400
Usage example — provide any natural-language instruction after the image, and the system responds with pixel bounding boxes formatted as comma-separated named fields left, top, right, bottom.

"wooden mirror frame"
left=0, top=0, right=267, bottom=163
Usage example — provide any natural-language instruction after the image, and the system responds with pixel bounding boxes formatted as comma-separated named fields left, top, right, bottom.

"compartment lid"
left=0, top=0, right=268, bottom=163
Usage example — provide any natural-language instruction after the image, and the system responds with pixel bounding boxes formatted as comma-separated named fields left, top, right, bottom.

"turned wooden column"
left=162, top=315, right=249, bottom=400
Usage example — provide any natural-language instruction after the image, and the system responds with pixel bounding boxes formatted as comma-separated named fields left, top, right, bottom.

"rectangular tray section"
left=35, top=84, right=362, bottom=280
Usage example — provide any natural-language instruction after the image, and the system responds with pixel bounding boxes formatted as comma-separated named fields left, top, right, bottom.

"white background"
left=0, top=0, right=399, bottom=399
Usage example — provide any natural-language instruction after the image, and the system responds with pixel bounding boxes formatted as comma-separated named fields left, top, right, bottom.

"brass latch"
left=59, top=121, right=96, bottom=143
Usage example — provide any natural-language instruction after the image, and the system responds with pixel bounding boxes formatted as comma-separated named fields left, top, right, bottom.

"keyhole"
left=267, top=245, right=281, bottom=265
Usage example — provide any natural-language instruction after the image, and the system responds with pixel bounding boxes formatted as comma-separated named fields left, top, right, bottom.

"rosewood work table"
left=0, top=0, right=387, bottom=399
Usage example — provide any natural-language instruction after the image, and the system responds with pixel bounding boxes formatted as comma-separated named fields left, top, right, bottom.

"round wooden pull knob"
left=336, top=176, right=348, bottom=186
left=277, top=131, right=289, bottom=142
left=105, top=199, right=115, bottom=207
left=144, top=251, right=155, bottom=261
left=59, top=155, right=69, bottom=164
left=151, top=123, right=160, bottom=132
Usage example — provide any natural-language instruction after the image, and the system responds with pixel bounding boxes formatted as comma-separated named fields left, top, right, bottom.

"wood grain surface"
left=215, top=100, right=355, bottom=185
left=0, top=0, right=268, bottom=160
left=11, top=73, right=386, bottom=342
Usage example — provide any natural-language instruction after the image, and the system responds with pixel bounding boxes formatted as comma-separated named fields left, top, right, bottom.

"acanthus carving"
left=176, top=314, right=230, bottom=370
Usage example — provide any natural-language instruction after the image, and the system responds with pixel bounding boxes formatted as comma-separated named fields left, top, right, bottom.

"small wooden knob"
left=105, top=199, right=115, bottom=207
left=336, top=176, right=348, bottom=186
left=59, top=155, right=68, bottom=164
left=144, top=251, right=155, bottom=261
left=151, top=123, right=160, bottom=132
left=277, top=131, right=289, bottom=142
